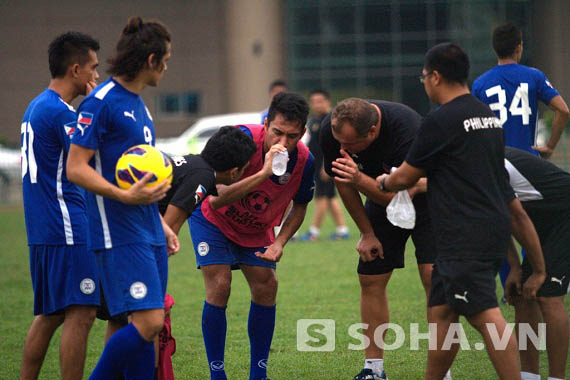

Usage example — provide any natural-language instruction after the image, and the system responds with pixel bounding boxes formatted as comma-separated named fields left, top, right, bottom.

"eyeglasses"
left=418, top=72, right=433, bottom=84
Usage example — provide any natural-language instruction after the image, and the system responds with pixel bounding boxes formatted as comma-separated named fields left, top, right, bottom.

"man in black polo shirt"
left=320, top=97, right=435, bottom=380
left=378, top=43, right=546, bottom=380
left=504, top=147, right=570, bottom=380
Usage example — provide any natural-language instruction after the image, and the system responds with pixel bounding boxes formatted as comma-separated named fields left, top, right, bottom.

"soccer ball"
left=115, top=144, right=173, bottom=189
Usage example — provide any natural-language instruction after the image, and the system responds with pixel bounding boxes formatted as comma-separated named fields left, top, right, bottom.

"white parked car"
left=156, top=112, right=261, bottom=156
left=0, top=144, right=21, bottom=179
left=0, top=144, right=21, bottom=201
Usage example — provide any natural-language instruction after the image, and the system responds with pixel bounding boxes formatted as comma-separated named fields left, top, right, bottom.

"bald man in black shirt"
left=320, top=97, right=435, bottom=380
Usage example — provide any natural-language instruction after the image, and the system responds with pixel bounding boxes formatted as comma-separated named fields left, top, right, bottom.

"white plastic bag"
left=386, top=190, right=416, bottom=229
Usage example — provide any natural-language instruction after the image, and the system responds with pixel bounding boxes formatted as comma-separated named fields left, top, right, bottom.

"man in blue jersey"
left=473, top=22, right=569, bottom=158
left=20, top=32, right=100, bottom=380
left=67, top=17, right=176, bottom=380
left=472, top=22, right=570, bottom=297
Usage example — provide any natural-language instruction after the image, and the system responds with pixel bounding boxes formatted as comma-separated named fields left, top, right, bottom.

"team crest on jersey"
left=197, top=242, right=209, bottom=256
left=80, top=278, right=96, bottom=295
left=194, top=184, right=207, bottom=205
left=64, top=121, right=76, bottom=137
left=77, top=112, right=93, bottom=136
left=130, top=282, right=147, bottom=299
left=278, top=172, right=291, bottom=184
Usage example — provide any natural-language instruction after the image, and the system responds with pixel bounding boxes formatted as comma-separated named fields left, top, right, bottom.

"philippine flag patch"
left=64, top=121, right=76, bottom=136
left=77, top=112, right=94, bottom=136
left=194, top=184, right=207, bottom=205
left=78, top=112, right=93, bottom=125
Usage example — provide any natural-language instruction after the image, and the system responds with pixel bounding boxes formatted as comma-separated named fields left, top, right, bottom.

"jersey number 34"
left=485, top=83, right=532, bottom=126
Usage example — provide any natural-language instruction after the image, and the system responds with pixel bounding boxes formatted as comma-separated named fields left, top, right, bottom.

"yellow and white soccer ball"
left=115, top=144, right=173, bottom=189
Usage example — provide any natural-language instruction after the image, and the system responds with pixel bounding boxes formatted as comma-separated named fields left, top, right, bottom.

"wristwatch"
left=380, top=176, right=389, bottom=192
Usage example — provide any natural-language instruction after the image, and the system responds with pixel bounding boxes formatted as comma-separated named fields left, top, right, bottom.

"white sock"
left=521, top=372, right=541, bottom=380
left=364, top=358, right=383, bottom=374
left=546, top=377, right=562, bottom=380
left=443, top=369, right=452, bottom=380
left=309, top=226, right=320, bottom=236
left=336, top=225, right=348, bottom=234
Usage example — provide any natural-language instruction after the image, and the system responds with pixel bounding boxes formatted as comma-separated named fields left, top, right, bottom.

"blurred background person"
left=260, top=79, right=288, bottom=124
left=299, top=89, right=349, bottom=241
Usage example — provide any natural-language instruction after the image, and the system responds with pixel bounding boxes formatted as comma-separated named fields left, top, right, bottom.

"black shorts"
left=96, top=284, right=129, bottom=326
left=429, top=257, right=502, bottom=316
left=358, top=194, right=436, bottom=275
left=522, top=215, right=570, bottom=297
left=315, top=175, right=336, bottom=198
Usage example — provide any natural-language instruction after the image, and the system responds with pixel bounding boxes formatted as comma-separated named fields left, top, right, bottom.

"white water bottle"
left=272, top=151, right=288, bottom=176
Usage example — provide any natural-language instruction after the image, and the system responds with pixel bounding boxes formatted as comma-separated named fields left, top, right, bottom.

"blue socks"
left=201, top=300, right=276, bottom=380
left=202, top=301, right=228, bottom=380
left=248, top=301, right=276, bottom=380
left=89, top=323, right=154, bottom=380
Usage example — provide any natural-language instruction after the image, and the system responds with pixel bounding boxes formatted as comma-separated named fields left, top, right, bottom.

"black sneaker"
left=353, top=368, right=387, bottom=380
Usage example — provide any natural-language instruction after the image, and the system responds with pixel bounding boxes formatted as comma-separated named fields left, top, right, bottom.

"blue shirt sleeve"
left=536, top=71, right=559, bottom=105
left=71, top=97, right=109, bottom=150
left=293, top=152, right=315, bottom=204
left=238, top=125, right=254, bottom=139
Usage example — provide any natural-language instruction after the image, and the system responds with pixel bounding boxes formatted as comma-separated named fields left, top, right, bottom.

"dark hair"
left=424, top=42, right=470, bottom=85
left=269, top=79, right=287, bottom=92
left=48, top=32, right=99, bottom=78
left=309, top=88, right=330, bottom=99
left=266, top=92, right=309, bottom=130
left=492, top=22, right=522, bottom=58
left=331, top=98, right=378, bottom=137
left=108, top=17, right=171, bottom=81
left=201, top=126, right=257, bottom=172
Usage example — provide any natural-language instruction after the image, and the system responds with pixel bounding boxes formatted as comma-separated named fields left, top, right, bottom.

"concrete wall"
left=224, top=0, right=286, bottom=112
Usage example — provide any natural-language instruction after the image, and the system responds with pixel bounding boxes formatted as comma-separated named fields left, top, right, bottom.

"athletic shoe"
left=353, top=368, right=387, bottom=380
left=328, top=231, right=350, bottom=240
left=299, top=231, right=318, bottom=241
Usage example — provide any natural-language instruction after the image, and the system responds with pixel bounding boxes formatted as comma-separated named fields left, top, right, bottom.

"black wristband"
left=380, top=177, right=389, bottom=192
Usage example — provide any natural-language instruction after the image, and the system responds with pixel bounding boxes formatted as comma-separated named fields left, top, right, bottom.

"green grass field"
left=0, top=204, right=568, bottom=379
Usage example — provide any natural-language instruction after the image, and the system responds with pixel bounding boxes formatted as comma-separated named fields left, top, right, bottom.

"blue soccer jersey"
left=71, top=78, right=165, bottom=250
left=472, top=63, right=559, bottom=155
left=21, top=89, right=87, bottom=245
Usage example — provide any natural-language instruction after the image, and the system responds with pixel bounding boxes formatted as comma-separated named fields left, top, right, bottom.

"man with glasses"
left=319, top=97, right=439, bottom=380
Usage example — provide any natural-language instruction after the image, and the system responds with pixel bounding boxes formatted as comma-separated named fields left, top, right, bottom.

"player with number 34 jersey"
left=472, top=22, right=568, bottom=158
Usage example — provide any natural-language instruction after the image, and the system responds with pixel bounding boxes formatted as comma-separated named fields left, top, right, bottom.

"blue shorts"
left=93, top=243, right=167, bottom=317
left=189, top=206, right=276, bottom=270
left=29, top=244, right=99, bottom=316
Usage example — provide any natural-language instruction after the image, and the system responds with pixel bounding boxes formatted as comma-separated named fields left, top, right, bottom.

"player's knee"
left=206, top=276, right=232, bottom=305
left=251, top=273, right=278, bottom=300
left=359, top=275, right=388, bottom=295
left=139, top=310, right=165, bottom=339
left=536, top=296, right=564, bottom=314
